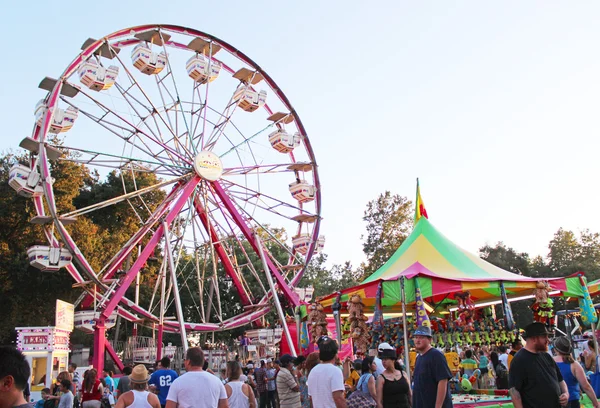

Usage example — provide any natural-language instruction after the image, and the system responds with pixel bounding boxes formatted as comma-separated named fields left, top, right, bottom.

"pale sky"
left=2, top=1, right=600, bottom=270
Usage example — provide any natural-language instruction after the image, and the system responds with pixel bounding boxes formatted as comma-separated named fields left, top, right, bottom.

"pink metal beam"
left=82, top=181, right=185, bottom=309
left=105, top=341, right=125, bottom=373
left=92, top=320, right=106, bottom=372
left=211, top=181, right=299, bottom=307
left=193, top=196, right=251, bottom=306
left=99, top=176, right=200, bottom=321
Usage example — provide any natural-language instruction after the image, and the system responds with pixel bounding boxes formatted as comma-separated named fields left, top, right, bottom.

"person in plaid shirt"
left=255, top=360, right=271, bottom=408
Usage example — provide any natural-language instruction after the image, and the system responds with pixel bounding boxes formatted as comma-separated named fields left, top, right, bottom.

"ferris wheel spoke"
left=211, top=181, right=299, bottom=306
left=63, top=175, right=187, bottom=219
left=157, top=30, right=194, bottom=155
left=71, top=87, right=191, bottom=167
left=218, top=122, right=274, bottom=159
left=192, top=194, right=252, bottom=306
left=221, top=162, right=314, bottom=176
left=221, top=178, right=316, bottom=218
left=201, top=187, right=269, bottom=299
left=108, top=51, right=192, bottom=167
left=55, top=144, right=187, bottom=174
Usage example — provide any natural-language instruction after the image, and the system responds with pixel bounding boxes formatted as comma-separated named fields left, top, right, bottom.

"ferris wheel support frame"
left=92, top=176, right=200, bottom=371
left=193, top=196, right=252, bottom=306
left=211, top=181, right=300, bottom=307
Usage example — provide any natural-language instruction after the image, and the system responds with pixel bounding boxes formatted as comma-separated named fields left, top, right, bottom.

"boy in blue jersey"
left=149, top=357, right=178, bottom=408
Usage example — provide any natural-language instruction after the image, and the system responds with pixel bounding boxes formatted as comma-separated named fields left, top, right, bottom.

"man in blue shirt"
left=149, top=357, right=178, bottom=408
left=102, top=369, right=115, bottom=394
left=412, top=325, right=453, bottom=408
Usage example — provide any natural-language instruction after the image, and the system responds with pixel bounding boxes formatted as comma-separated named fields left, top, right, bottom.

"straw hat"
left=129, top=364, right=150, bottom=383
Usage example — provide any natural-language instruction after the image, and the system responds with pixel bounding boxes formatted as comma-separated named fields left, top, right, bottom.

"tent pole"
left=401, top=276, right=411, bottom=383
left=333, top=293, right=343, bottom=348
left=295, top=307, right=302, bottom=354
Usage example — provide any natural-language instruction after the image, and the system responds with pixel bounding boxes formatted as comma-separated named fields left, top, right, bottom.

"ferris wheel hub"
left=193, top=150, right=223, bottom=181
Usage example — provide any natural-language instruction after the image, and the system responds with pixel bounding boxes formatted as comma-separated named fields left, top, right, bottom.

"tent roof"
left=364, top=217, right=537, bottom=283
left=318, top=200, right=585, bottom=313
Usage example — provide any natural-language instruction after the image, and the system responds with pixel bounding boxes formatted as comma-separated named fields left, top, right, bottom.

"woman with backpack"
left=347, top=357, right=377, bottom=408
left=553, top=337, right=600, bottom=408
left=490, top=351, right=508, bottom=390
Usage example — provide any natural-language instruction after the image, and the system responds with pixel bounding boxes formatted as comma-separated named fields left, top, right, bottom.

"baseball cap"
left=377, top=342, right=394, bottom=352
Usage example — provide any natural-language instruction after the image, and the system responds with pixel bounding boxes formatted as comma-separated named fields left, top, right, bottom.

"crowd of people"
left=2, top=321, right=600, bottom=408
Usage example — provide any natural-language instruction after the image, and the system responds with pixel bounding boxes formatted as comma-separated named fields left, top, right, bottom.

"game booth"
left=16, top=300, right=75, bottom=403
left=310, top=185, right=598, bottom=407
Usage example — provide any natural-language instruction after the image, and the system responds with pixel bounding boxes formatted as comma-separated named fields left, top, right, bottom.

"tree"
left=298, top=254, right=361, bottom=298
left=479, top=242, right=541, bottom=328
left=479, top=242, right=535, bottom=277
left=360, top=191, right=412, bottom=279
left=548, top=228, right=600, bottom=280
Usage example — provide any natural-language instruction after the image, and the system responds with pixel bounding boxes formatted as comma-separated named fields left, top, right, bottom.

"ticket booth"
left=16, top=326, right=72, bottom=402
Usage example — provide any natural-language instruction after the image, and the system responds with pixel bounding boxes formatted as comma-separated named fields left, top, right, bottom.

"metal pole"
left=157, top=258, right=167, bottom=360
left=295, top=307, right=302, bottom=354
left=332, top=293, right=343, bottom=348
left=591, top=319, right=600, bottom=363
left=256, top=233, right=296, bottom=357
left=401, top=276, right=411, bottom=384
left=133, top=247, right=140, bottom=338
left=163, top=221, right=189, bottom=351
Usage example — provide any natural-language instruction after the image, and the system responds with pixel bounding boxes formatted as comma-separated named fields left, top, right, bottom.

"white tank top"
left=128, top=390, right=152, bottom=408
left=227, top=381, right=250, bottom=408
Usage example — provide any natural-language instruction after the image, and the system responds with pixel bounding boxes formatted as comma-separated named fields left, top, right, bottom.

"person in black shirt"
left=509, top=322, right=569, bottom=408
left=0, top=346, right=31, bottom=408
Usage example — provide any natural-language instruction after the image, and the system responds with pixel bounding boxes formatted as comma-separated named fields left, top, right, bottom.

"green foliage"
left=548, top=228, right=600, bottom=280
left=360, top=191, right=412, bottom=280
left=298, top=254, right=361, bottom=298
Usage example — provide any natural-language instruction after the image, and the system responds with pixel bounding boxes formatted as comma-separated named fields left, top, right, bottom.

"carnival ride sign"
left=55, top=300, right=74, bottom=331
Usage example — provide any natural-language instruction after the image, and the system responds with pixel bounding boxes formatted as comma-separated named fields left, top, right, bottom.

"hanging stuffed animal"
left=531, top=280, right=554, bottom=326
left=346, top=294, right=369, bottom=354
left=308, top=302, right=329, bottom=343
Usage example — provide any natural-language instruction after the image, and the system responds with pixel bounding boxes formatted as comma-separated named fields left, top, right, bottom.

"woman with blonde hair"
left=553, top=336, right=600, bottom=408
left=115, top=365, right=160, bottom=408
left=225, top=361, right=256, bottom=408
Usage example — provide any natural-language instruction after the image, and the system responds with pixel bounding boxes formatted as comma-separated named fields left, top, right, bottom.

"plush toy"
left=346, top=294, right=369, bottom=354
left=308, top=302, right=328, bottom=343
left=454, top=331, right=463, bottom=346
left=461, top=376, right=473, bottom=392
left=474, top=331, right=481, bottom=345
left=347, top=294, right=364, bottom=319
left=531, top=280, right=555, bottom=326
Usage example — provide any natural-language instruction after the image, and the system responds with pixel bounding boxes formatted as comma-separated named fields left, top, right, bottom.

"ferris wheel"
left=10, top=25, right=323, bottom=367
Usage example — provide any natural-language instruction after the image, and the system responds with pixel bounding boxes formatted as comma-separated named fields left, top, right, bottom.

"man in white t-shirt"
left=307, top=336, right=347, bottom=408
left=499, top=346, right=509, bottom=368
left=165, top=347, right=229, bottom=408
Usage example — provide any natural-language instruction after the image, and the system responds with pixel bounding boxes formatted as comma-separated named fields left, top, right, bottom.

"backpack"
left=495, top=362, right=508, bottom=380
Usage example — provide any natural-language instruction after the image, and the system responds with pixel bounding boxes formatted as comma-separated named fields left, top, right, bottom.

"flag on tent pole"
left=415, top=178, right=428, bottom=224
left=415, top=279, right=431, bottom=328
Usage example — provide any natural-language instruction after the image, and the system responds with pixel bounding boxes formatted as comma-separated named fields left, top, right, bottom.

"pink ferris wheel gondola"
left=16, top=25, right=323, bottom=372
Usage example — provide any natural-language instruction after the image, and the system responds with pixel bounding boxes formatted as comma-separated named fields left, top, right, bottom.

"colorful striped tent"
left=588, top=278, right=600, bottom=296
left=319, top=185, right=586, bottom=314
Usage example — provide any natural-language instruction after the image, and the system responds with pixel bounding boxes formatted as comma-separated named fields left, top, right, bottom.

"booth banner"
left=55, top=300, right=74, bottom=331
left=281, top=318, right=353, bottom=359
left=16, top=327, right=71, bottom=352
